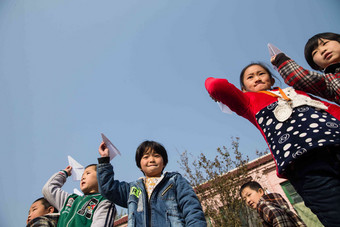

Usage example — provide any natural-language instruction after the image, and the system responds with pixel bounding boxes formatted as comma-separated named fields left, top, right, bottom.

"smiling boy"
left=96, top=140, right=207, bottom=227
left=42, top=164, right=116, bottom=227
left=240, top=181, right=306, bottom=227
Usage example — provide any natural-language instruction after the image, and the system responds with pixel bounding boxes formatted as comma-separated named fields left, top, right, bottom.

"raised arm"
left=205, top=77, right=251, bottom=117
left=97, top=142, right=131, bottom=208
left=272, top=53, right=334, bottom=101
left=42, top=167, right=71, bottom=211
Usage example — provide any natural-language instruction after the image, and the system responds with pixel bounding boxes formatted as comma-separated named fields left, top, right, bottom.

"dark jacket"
left=257, top=193, right=306, bottom=227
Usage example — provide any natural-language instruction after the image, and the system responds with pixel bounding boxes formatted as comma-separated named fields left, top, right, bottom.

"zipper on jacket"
left=161, top=184, right=173, bottom=196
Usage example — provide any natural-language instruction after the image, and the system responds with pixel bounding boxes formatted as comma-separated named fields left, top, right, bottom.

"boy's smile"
left=140, top=149, right=164, bottom=177
left=312, top=39, right=340, bottom=69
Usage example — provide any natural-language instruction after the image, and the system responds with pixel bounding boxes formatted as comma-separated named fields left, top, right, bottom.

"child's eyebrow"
left=318, top=38, right=326, bottom=45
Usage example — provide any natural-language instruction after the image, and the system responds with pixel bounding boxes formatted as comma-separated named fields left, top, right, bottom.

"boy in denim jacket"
left=97, top=140, right=207, bottom=227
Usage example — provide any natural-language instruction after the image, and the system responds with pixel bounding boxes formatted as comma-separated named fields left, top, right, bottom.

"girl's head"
left=135, top=140, right=168, bottom=177
left=305, top=32, right=340, bottom=71
left=240, top=63, right=275, bottom=92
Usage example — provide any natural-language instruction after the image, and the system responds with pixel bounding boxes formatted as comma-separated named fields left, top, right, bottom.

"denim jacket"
left=97, top=158, right=207, bottom=227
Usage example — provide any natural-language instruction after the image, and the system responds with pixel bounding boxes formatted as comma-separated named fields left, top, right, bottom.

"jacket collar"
left=324, top=62, right=340, bottom=74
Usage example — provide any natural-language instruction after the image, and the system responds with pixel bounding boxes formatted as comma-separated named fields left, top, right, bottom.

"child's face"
left=26, top=200, right=52, bottom=224
left=80, top=166, right=99, bottom=194
left=140, top=148, right=164, bottom=177
left=312, top=38, right=340, bottom=69
left=241, top=187, right=264, bottom=209
left=242, top=65, right=274, bottom=92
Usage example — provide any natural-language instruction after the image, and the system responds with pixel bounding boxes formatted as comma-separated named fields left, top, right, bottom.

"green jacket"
left=43, top=171, right=116, bottom=227
left=58, top=193, right=107, bottom=227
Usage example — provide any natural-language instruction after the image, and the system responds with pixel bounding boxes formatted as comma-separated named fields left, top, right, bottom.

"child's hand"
left=210, top=94, right=218, bottom=102
left=99, top=141, right=110, bottom=157
left=270, top=55, right=276, bottom=64
left=64, top=166, right=72, bottom=176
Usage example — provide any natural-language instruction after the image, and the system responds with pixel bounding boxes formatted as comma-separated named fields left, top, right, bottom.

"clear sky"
left=0, top=0, right=339, bottom=226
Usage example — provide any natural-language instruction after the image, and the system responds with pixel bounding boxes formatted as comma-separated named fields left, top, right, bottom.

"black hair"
left=33, top=197, right=58, bottom=213
left=135, top=140, right=168, bottom=171
left=239, top=181, right=263, bottom=197
left=304, top=32, right=340, bottom=71
left=239, top=62, right=276, bottom=91
left=85, top=164, right=97, bottom=171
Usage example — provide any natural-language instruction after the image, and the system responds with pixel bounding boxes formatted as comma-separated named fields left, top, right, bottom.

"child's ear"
left=258, top=188, right=264, bottom=196
left=47, top=206, right=55, bottom=214
left=271, top=78, right=275, bottom=86
left=241, top=86, right=247, bottom=92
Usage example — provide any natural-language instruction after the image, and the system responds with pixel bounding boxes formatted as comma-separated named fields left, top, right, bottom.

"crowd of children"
left=206, top=32, right=340, bottom=227
left=27, top=32, right=340, bottom=227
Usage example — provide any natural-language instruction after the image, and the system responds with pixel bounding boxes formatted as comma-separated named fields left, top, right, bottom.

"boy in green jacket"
left=43, top=164, right=116, bottom=227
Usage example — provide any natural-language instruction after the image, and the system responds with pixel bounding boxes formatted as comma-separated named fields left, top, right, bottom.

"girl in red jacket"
left=205, top=62, right=340, bottom=227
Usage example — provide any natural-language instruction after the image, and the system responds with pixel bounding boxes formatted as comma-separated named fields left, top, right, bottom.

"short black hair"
left=85, top=164, right=97, bottom=171
left=33, top=197, right=58, bottom=213
left=239, top=181, right=263, bottom=197
left=304, top=32, right=340, bottom=71
left=239, top=62, right=275, bottom=91
left=135, top=140, right=168, bottom=170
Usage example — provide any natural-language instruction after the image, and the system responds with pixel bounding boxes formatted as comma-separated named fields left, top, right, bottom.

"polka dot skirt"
left=256, top=102, right=340, bottom=175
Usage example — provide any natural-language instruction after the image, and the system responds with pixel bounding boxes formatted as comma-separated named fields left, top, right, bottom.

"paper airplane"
left=73, top=188, right=83, bottom=196
left=217, top=102, right=232, bottom=114
left=268, top=43, right=283, bottom=70
left=267, top=43, right=282, bottom=57
left=101, top=133, right=121, bottom=160
left=67, top=155, right=85, bottom=181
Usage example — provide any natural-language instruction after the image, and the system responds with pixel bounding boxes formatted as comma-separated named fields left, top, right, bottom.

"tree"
left=179, top=137, right=262, bottom=226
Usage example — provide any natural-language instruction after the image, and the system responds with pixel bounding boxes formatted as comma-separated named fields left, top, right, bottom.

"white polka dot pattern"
left=256, top=103, right=340, bottom=175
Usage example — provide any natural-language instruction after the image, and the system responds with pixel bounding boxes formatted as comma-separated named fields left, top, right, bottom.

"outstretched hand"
left=270, top=55, right=276, bottom=64
left=64, top=166, right=72, bottom=176
left=99, top=141, right=110, bottom=157
left=209, top=94, right=218, bottom=102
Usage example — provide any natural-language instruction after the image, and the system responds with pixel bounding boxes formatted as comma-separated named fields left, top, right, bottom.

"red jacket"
left=205, top=77, right=340, bottom=177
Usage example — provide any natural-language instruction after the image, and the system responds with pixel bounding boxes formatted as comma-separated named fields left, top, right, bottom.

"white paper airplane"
left=268, top=43, right=283, bottom=70
left=73, top=188, right=83, bottom=196
left=101, top=133, right=121, bottom=161
left=217, top=102, right=232, bottom=114
left=67, top=155, right=85, bottom=181
left=267, top=43, right=282, bottom=57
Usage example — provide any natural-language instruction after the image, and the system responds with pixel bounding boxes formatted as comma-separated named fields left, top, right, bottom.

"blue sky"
left=0, top=0, right=339, bottom=226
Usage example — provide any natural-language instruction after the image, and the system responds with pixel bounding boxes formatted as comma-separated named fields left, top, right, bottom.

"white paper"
left=73, top=188, right=83, bottom=196
left=101, top=133, right=121, bottom=160
left=217, top=102, right=232, bottom=114
left=67, top=155, right=85, bottom=181
left=267, top=43, right=282, bottom=57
